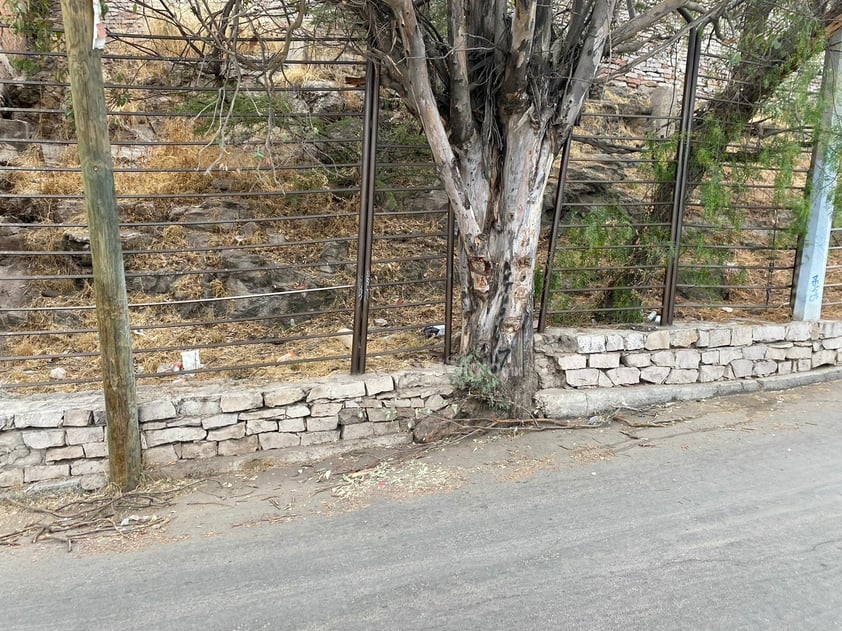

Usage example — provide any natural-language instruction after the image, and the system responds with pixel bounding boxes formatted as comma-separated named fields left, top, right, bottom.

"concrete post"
left=793, top=29, right=842, bottom=321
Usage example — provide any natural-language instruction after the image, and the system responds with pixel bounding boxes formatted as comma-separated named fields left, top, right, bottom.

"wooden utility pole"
left=59, top=0, right=141, bottom=490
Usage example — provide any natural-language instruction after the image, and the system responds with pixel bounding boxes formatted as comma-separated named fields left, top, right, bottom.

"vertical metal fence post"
left=660, top=23, right=703, bottom=326
left=538, top=133, right=573, bottom=332
left=443, top=203, right=456, bottom=362
left=351, top=61, right=379, bottom=374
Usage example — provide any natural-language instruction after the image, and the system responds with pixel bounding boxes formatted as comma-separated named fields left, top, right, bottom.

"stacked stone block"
left=0, top=369, right=454, bottom=491
left=534, top=321, right=842, bottom=390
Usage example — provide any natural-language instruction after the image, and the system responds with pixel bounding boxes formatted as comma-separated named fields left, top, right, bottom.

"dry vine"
left=0, top=482, right=200, bottom=551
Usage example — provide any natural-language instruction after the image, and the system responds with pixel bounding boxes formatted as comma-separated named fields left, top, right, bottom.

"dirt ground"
left=0, top=384, right=822, bottom=557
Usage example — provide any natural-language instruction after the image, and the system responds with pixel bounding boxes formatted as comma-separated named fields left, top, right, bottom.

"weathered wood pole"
left=793, top=28, right=842, bottom=321
left=59, top=0, right=141, bottom=489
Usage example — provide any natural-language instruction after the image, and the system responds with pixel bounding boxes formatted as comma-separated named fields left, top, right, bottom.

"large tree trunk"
left=458, top=121, right=554, bottom=412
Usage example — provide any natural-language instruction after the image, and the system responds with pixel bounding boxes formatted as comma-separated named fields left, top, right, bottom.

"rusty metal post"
left=660, top=23, right=703, bottom=325
left=351, top=61, right=379, bottom=374
left=538, top=133, right=573, bottom=332
left=443, top=202, right=456, bottom=362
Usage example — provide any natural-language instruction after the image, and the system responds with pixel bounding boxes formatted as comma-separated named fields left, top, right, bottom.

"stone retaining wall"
left=3, top=321, right=842, bottom=494
left=0, top=369, right=455, bottom=492
left=534, top=321, right=842, bottom=390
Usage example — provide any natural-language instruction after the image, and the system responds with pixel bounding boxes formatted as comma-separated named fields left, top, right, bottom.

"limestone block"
left=367, top=407, right=398, bottom=423
left=181, top=441, right=218, bottom=459
left=577, top=334, right=606, bottom=354
left=0, top=413, right=11, bottom=431
left=589, top=353, right=620, bottom=369
left=364, top=374, right=394, bottom=396
left=83, top=442, right=108, bottom=458
left=257, top=433, right=299, bottom=450
left=718, top=348, right=743, bottom=364
left=277, top=418, right=306, bottom=433
left=730, top=326, right=753, bottom=347
left=14, top=411, right=63, bottom=429
left=22, top=429, right=65, bottom=449
left=639, top=366, right=670, bottom=384
left=706, top=328, right=732, bottom=348
left=624, top=331, right=646, bottom=351
left=220, top=391, right=263, bottom=413
left=306, top=416, right=339, bottom=432
left=565, top=369, right=600, bottom=388
left=644, top=330, right=670, bottom=350
left=201, top=413, right=239, bottom=430
left=812, top=350, right=837, bottom=368
left=821, top=321, right=842, bottom=337
left=239, top=409, right=284, bottom=421
left=70, top=459, right=107, bottom=476
left=45, top=446, right=84, bottom=463
left=753, top=360, right=778, bottom=377
left=674, top=349, right=701, bottom=369
left=665, top=369, right=699, bottom=384
left=300, top=431, right=341, bottom=446
left=606, top=367, right=640, bottom=386
left=178, top=395, right=221, bottom=417
left=263, top=385, right=307, bottom=407
left=310, top=402, right=342, bottom=417
left=622, top=353, right=652, bottom=368
left=597, top=372, right=613, bottom=388
left=605, top=334, right=624, bottom=352
left=395, top=368, right=454, bottom=398
left=670, top=328, right=699, bottom=348
left=65, top=426, right=104, bottom=445
left=651, top=350, right=675, bottom=367
left=765, top=346, right=789, bottom=361
left=424, top=394, right=449, bottom=411
left=796, top=359, right=812, bottom=372
left=206, top=423, right=246, bottom=442
left=216, top=435, right=259, bottom=456
left=753, top=324, right=786, bottom=343
left=142, top=445, right=179, bottom=466
left=341, top=422, right=375, bottom=440
left=144, top=427, right=206, bottom=448
left=777, top=361, right=793, bottom=375
left=245, top=419, right=278, bottom=435
left=284, top=403, right=310, bottom=418
left=339, top=407, right=367, bottom=425
left=742, top=345, right=767, bottom=361
left=699, top=365, right=725, bottom=382
left=700, top=350, right=719, bottom=365
left=63, top=409, right=93, bottom=427
left=557, top=354, right=587, bottom=370
left=138, top=400, right=176, bottom=423
left=308, top=379, right=365, bottom=402
left=786, top=322, right=812, bottom=341
left=730, top=359, right=754, bottom=379
left=822, top=337, right=842, bottom=350
left=24, top=464, right=69, bottom=483
left=93, top=411, right=107, bottom=426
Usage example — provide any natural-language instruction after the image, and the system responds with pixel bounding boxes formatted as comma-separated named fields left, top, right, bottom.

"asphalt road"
left=3, top=383, right=842, bottom=631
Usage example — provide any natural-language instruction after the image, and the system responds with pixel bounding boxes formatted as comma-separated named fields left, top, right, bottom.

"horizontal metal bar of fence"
left=0, top=188, right=362, bottom=200
left=546, top=283, right=667, bottom=293
left=544, top=304, right=662, bottom=316
left=547, top=263, right=667, bottom=273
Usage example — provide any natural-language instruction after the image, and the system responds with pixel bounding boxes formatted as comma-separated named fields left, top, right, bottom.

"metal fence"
left=0, top=7, right=837, bottom=392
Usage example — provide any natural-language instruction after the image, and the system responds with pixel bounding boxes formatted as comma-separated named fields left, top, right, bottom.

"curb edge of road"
left=535, top=365, right=842, bottom=419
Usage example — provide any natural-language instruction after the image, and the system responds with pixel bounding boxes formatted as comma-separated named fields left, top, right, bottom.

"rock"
left=49, top=367, right=68, bottom=380
left=0, top=261, right=36, bottom=327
